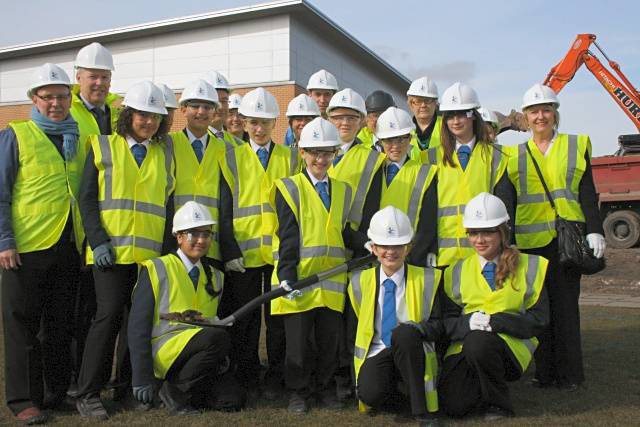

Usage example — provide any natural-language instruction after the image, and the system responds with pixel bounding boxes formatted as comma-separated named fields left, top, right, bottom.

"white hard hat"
left=327, top=88, right=366, bottom=116
left=286, top=94, right=321, bottom=117
left=74, top=42, right=114, bottom=71
left=306, top=69, right=339, bottom=91
left=463, top=192, right=510, bottom=229
left=228, top=93, right=242, bottom=110
left=521, top=83, right=560, bottom=110
left=202, top=70, right=230, bottom=91
left=179, top=79, right=220, bottom=106
left=123, top=81, right=167, bottom=115
left=172, top=201, right=216, bottom=234
left=368, top=206, right=414, bottom=245
left=298, top=117, right=340, bottom=148
left=376, top=107, right=415, bottom=139
left=406, top=76, right=438, bottom=98
left=27, top=63, right=72, bottom=97
left=238, top=87, right=279, bottom=119
left=157, top=84, right=178, bottom=109
left=439, top=82, right=480, bottom=111
left=477, top=107, right=498, bottom=125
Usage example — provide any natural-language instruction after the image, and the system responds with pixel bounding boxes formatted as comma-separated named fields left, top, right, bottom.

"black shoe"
left=158, top=382, right=199, bottom=416
left=287, top=392, right=309, bottom=415
left=483, top=405, right=514, bottom=421
left=76, top=394, right=109, bottom=421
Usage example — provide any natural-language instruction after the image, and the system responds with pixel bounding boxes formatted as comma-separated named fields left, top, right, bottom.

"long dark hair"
left=495, top=223, right=520, bottom=290
left=115, top=107, right=169, bottom=143
left=440, top=109, right=491, bottom=168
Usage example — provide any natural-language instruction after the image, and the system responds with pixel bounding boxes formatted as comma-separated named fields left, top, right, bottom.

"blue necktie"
left=188, top=266, right=200, bottom=290
left=333, top=153, right=344, bottom=166
left=192, top=139, right=204, bottom=163
left=457, top=145, right=471, bottom=171
left=131, top=143, right=147, bottom=167
left=482, top=262, right=496, bottom=291
left=257, top=147, right=269, bottom=170
left=386, top=164, right=400, bottom=187
left=381, top=278, right=397, bottom=347
left=315, top=181, right=331, bottom=210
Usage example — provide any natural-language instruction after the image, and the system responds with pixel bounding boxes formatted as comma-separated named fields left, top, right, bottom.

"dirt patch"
left=581, top=247, right=640, bottom=296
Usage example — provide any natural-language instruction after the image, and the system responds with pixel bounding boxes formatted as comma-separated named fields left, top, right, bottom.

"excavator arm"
left=544, top=33, right=640, bottom=132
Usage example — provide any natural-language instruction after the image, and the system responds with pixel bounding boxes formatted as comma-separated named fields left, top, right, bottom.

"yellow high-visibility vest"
left=170, top=130, right=228, bottom=261
left=329, top=143, right=384, bottom=230
left=506, top=134, right=590, bottom=249
left=428, top=143, right=507, bottom=266
left=70, top=85, right=121, bottom=141
left=270, top=173, right=352, bottom=314
left=409, top=115, right=442, bottom=162
left=349, top=264, right=440, bottom=413
left=223, top=143, right=299, bottom=267
left=140, top=254, right=223, bottom=378
left=443, top=253, right=547, bottom=371
left=86, top=134, right=175, bottom=265
left=357, top=127, right=376, bottom=148
left=9, top=120, right=87, bottom=253
left=380, top=160, right=437, bottom=231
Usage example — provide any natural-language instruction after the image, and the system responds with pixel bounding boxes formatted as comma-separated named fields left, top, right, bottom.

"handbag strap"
left=524, top=143, right=558, bottom=213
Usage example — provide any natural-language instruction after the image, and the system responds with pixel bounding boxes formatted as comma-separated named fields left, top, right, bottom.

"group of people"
left=0, top=40, right=607, bottom=426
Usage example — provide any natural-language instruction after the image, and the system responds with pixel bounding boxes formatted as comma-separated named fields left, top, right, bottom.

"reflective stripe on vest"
left=271, top=174, right=351, bottom=314
left=9, top=120, right=85, bottom=253
left=86, top=134, right=174, bottom=264
left=350, top=265, right=440, bottom=413
left=329, top=144, right=383, bottom=229
left=444, top=254, right=546, bottom=371
left=225, top=143, right=297, bottom=266
left=510, top=134, right=588, bottom=249
left=145, top=255, right=223, bottom=378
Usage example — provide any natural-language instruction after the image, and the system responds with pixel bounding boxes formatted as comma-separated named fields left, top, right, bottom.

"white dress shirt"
left=368, top=265, right=409, bottom=358
left=250, top=139, right=272, bottom=153
left=186, top=128, right=209, bottom=150
left=125, top=136, right=150, bottom=150
left=177, top=248, right=203, bottom=276
left=455, top=136, right=476, bottom=152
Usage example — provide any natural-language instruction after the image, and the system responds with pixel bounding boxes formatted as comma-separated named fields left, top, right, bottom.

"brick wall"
left=0, top=83, right=305, bottom=144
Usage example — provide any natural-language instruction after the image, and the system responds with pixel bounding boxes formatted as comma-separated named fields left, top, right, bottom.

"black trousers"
left=222, top=265, right=285, bottom=387
left=76, top=264, right=138, bottom=397
left=165, top=327, right=243, bottom=409
left=71, top=268, right=96, bottom=383
left=282, top=307, right=341, bottom=397
left=524, top=239, right=584, bottom=385
left=357, top=324, right=428, bottom=416
left=2, top=242, right=80, bottom=414
left=439, top=331, right=521, bottom=417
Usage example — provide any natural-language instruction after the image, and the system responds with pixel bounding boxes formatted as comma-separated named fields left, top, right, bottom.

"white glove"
left=426, top=253, right=437, bottom=268
left=364, top=241, right=373, bottom=254
left=279, top=280, right=302, bottom=300
left=586, top=233, right=606, bottom=259
left=224, top=257, right=246, bottom=273
left=469, top=312, right=491, bottom=331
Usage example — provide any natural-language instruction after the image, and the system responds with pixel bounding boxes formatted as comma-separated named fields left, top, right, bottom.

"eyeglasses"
left=305, top=149, right=337, bottom=160
left=467, top=229, right=500, bottom=238
left=381, top=136, right=410, bottom=145
left=134, top=111, right=163, bottom=121
left=187, top=103, right=216, bottom=112
left=34, top=94, right=71, bottom=102
left=445, top=110, right=474, bottom=120
left=329, top=115, right=360, bottom=123
left=409, top=98, right=437, bottom=107
left=181, top=230, right=213, bottom=240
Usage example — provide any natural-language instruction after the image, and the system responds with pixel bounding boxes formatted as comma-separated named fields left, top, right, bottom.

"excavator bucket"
left=495, top=109, right=528, bottom=132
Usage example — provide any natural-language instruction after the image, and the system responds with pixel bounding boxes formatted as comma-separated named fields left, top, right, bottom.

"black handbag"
left=525, top=144, right=605, bottom=275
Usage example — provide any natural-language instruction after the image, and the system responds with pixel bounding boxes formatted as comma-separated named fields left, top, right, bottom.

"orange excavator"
left=543, top=34, right=640, bottom=249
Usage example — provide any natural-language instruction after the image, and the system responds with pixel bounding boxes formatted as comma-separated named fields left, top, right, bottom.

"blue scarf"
left=30, top=106, right=79, bottom=161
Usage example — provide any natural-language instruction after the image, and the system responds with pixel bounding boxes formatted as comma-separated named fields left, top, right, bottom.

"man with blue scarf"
left=0, top=63, right=85, bottom=425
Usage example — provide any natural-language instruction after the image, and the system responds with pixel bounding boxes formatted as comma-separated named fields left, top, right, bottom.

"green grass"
left=1, top=306, right=639, bottom=426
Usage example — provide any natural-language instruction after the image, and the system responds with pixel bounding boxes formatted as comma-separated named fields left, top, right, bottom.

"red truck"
left=544, top=34, right=640, bottom=248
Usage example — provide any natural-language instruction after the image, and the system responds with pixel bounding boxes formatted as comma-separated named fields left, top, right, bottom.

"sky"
left=2, top=0, right=640, bottom=155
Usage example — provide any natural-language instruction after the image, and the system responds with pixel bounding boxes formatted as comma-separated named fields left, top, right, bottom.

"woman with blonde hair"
left=438, top=192, right=549, bottom=420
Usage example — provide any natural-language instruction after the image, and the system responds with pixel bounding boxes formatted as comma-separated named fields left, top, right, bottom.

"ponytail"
left=495, top=223, right=520, bottom=290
